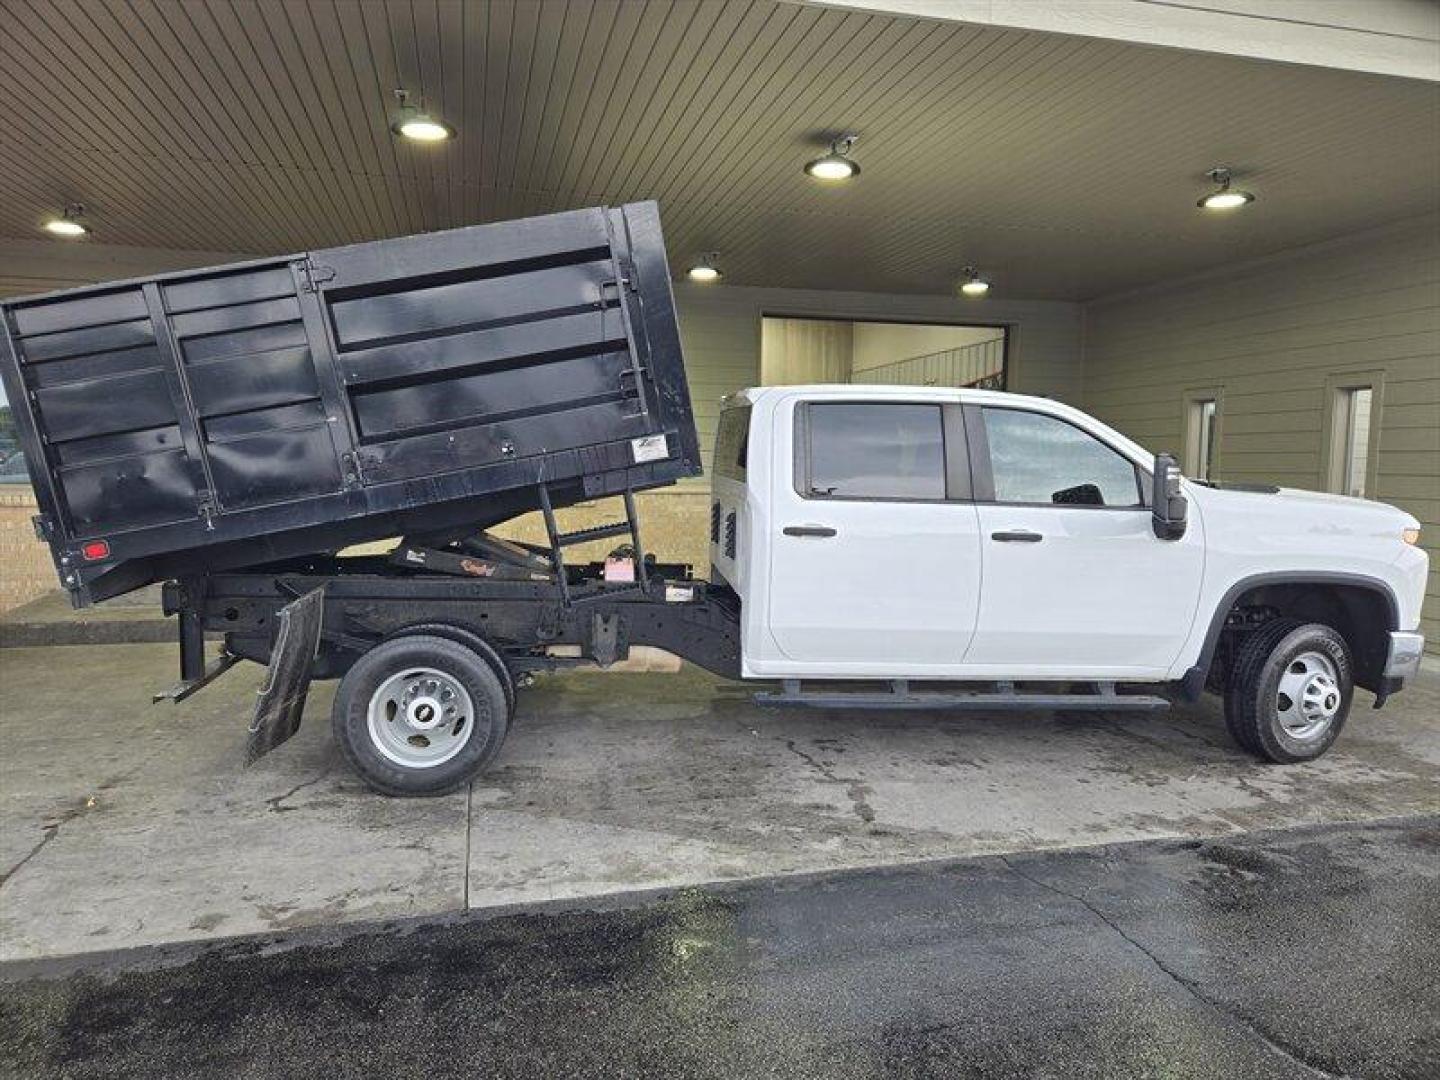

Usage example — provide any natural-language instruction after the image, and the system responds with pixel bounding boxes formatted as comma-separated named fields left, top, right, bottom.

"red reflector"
left=81, top=540, right=111, bottom=561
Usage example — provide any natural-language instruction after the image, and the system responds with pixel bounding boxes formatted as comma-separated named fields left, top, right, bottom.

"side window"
left=714, top=403, right=751, bottom=482
left=802, top=402, right=945, bottom=500
left=983, top=407, right=1141, bottom=507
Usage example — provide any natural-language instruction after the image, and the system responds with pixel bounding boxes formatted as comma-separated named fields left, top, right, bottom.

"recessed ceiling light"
left=43, top=204, right=89, bottom=238
left=804, top=135, right=860, bottom=181
left=1198, top=166, right=1254, bottom=210
left=687, top=253, right=723, bottom=283
left=959, top=266, right=990, bottom=297
left=391, top=88, right=454, bottom=143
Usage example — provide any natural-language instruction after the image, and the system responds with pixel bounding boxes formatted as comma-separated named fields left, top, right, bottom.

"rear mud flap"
left=246, top=587, right=324, bottom=765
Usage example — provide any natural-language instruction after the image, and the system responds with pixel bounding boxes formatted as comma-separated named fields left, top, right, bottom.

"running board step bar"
left=754, top=680, right=1170, bottom=712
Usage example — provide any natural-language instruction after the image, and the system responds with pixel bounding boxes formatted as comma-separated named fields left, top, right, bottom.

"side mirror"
left=1151, top=452, right=1188, bottom=540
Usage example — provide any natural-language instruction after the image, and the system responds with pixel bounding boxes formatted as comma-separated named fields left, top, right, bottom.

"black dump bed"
left=0, top=202, right=700, bottom=605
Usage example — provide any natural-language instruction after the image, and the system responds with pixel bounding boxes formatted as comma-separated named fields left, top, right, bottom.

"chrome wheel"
left=366, top=667, right=474, bottom=769
left=1275, top=651, right=1341, bottom=741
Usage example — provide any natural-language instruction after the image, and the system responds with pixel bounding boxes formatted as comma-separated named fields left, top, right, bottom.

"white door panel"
left=968, top=506, right=1204, bottom=671
left=763, top=397, right=982, bottom=673
left=964, top=404, right=1206, bottom=674
left=767, top=501, right=982, bottom=666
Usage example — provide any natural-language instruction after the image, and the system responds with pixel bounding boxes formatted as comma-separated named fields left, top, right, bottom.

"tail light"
left=80, top=540, right=111, bottom=561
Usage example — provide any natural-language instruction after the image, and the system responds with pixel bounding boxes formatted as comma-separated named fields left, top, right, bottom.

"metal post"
left=622, top=488, right=649, bottom=591
left=537, top=483, right=571, bottom=606
left=179, top=607, right=206, bottom=683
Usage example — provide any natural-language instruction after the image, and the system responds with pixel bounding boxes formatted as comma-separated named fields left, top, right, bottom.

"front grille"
left=710, top=500, right=721, bottom=544
left=723, top=511, right=737, bottom=558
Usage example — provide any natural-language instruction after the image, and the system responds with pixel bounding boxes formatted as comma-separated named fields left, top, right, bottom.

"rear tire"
left=332, top=635, right=510, bottom=797
left=1223, top=620, right=1352, bottom=763
left=387, top=622, right=516, bottom=720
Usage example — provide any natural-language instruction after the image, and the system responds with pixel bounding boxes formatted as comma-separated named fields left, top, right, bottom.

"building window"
left=0, top=386, right=30, bottom=485
left=1332, top=386, right=1374, bottom=498
left=1185, top=396, right=1219, bottom=481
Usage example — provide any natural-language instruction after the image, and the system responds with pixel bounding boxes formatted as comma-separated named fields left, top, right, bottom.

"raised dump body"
left=0, top=202, right=699, bottom=605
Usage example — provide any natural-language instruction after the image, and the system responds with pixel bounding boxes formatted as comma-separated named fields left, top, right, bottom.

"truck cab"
left=711, top=385, right=1427, bottom=761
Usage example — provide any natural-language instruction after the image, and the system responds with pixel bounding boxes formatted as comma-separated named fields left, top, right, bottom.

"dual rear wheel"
left=331, top=633, right=514, bottom=797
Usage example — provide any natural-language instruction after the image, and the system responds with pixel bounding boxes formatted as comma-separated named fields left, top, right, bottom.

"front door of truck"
left=765, top=397, right=982, bottom=675
left=963, top=404, right=1205, bottom=675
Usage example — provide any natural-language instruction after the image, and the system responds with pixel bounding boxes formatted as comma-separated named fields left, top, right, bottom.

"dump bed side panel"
left=319, top=206, right=654, bottom=486
left=0, top=202, right=698, bottom=604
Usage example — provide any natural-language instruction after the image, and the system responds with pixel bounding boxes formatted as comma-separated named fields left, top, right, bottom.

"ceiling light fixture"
left=391, top=88, right=455, bottom=143
left=1197, top=166, right=1254, bottom=210
left=959, top=266, right=990, bottom=297
left=804, top=135, right=860, bottom=181
left=43, top=204, right=89, bottom=238
left=687, top=253, right=723, bottom=284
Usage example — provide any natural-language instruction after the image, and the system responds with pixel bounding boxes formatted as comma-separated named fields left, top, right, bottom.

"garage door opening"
left=760, top=317, right=1007, bottom=390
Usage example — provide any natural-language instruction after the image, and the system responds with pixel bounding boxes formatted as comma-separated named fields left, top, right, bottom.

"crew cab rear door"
left=963, top=404, right=1204, bottom=675
left=763, top=396, right=982, bottom=675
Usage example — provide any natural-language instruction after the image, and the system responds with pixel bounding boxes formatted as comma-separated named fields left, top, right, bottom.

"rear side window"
left=714, top=403, right=751, bottom=482
left=982, top=407, right=1141, bottom=507
left=800, top=402, right=946, bottom=500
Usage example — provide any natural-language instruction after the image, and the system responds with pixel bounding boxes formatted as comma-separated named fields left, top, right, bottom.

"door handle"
left=991, top=529, right=1043, bottom=543
left=783, top=525, right=837, bottom=538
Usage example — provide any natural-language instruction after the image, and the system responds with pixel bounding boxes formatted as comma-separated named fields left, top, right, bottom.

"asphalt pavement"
left=3, top=815, right=1436, bottom=1079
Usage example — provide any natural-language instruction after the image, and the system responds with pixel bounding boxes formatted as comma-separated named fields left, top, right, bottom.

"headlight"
left=1402, top=527, right=1421, bottom=545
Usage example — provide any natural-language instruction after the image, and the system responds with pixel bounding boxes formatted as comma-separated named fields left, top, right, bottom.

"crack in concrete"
left=784, top=740, right=876, bottom=824
left=265, top=768, right=333, bottom=814
left=997, top=855, right=1346, bottom=1079
left=0, top=824, right=62, bottom=890
left=463, top=781, right=475, bottom=908
left=1, top=779, right=125, bottom=890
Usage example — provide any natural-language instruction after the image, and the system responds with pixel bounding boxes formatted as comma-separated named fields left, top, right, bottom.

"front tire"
left=1224, top=621, right=1352, bottom=763
left=332, top=635, right=510, bottom=797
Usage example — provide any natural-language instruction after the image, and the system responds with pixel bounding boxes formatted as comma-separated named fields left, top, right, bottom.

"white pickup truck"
left=708, top=385, right=1428, bottom=766
left=151, top=382, right=1430, bottom=795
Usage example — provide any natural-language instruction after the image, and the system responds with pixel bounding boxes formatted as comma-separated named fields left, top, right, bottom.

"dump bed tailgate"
left=0, top=202, right=699, bottom=605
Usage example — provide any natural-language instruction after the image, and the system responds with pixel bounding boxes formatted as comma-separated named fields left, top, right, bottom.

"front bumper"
left=1383, top=631, right=1425, bottom=682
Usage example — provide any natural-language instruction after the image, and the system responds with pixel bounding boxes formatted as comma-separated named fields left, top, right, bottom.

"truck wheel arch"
left=1184, top=571, right=1399, bottom=699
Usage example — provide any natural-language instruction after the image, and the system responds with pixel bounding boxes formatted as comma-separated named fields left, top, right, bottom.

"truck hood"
left=1188, top=481, right=1420, bottom=531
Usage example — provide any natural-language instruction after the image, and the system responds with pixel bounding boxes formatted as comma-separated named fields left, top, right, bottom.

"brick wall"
left=491, top=490, right=712, bottom=571
left=0, top=489, right=52, bottom=612
left=0, top=488, right=713, bottom=614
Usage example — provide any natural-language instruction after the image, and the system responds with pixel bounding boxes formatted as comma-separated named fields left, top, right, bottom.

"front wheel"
left=332, top=635, right=510, bottom=796
left=1224, top=620, right=1352, bottom=763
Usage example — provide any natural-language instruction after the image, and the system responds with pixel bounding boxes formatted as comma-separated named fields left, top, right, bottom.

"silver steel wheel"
left=366, top=667, right=475, bottom=769
left=1275, top=650, right=1341, bottom=741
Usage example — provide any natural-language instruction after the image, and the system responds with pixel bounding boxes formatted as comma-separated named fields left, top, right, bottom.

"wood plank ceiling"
left=1, top=0, right=1437, bottom=300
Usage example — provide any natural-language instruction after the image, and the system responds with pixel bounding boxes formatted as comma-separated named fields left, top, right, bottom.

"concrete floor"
left=4, top=818, right=1437, bottom=1078
left=2, top=643, right=1438, bottom=963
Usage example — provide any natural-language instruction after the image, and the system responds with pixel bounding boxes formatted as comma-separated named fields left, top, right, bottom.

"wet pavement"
left=4, top=644, right=1439, bottom=962
left=3, top=816, right=1436, bottom=1079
